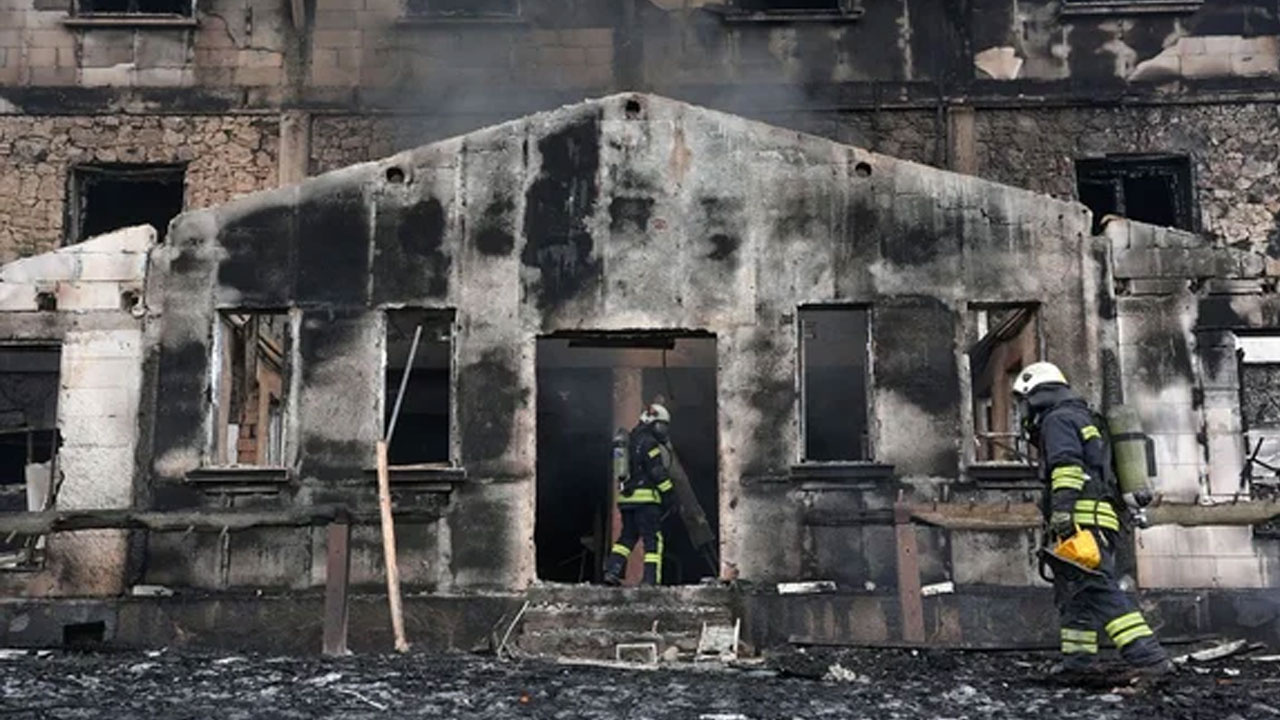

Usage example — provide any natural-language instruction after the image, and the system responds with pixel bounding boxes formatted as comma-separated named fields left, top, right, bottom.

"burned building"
left=3, top=0, right=1280, bottom=652
left=0, top=93, right=1277, bottom=654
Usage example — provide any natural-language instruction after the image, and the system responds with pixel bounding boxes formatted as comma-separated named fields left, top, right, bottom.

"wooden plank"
left=322, top=520, right=351, bottom=657
left=0, top=506, right=445, bottom=535
left=376, top=439, right=410, bottom=653
left=893, top=502, right=925, bottom=644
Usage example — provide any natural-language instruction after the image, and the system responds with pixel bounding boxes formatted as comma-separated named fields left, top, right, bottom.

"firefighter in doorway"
left=1013, top=362, right=1173, bottom=679
left=603, top=403, right=676, bottom=586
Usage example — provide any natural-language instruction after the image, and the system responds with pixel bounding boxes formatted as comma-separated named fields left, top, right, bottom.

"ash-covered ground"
left=1, top=646, right=1277, bottom=719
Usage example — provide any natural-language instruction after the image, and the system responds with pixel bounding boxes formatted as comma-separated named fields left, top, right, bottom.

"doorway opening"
left=535, top=332, right=718, bottom=586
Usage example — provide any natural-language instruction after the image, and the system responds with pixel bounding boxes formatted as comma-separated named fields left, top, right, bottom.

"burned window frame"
left=382, top=308, right=456, bottom=467
left=209, top=310, right=294, bottom=468
left=403, top=0, right=521, bottom=19
left=0, top=343, right=63, bottom=569
left=1059, top=1, right=1203, bottom=18
left=797, top=304, right=873, bottom=463
left=1075, top=154, right=1196, bottom=234
left=65, top=163, right=187, bottom=246
left=72, top=0, right=194, bottom=17
left=966, top=302, right=1042, bottom=466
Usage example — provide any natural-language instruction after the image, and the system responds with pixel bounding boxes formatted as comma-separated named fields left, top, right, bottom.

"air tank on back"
left=1106, top=404, right=1156, bottom=524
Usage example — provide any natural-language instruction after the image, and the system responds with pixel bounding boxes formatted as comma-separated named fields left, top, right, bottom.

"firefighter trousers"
left=604, top=504, right=664, bottom=585
left=1054, top=527, right=1168, bottom=669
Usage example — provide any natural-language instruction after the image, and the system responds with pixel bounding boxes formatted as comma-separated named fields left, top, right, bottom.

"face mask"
left=652, top=421, right=669, bottom=442
left=1015, top=396, right=1036, bottom=440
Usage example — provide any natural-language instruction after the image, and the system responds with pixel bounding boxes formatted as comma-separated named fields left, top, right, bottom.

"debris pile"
left=0, top=645, right=1276, bottom=719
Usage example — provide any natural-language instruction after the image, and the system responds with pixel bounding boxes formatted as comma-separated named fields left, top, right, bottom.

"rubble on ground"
left=0, top=646, right=1276, bottom=719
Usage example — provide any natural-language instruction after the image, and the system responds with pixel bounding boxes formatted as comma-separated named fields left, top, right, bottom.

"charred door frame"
left=532, top=329, right=720, bottom=585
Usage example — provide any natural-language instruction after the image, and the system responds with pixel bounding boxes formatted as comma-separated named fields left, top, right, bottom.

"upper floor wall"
left=0, top=0, right=1277, bottom=111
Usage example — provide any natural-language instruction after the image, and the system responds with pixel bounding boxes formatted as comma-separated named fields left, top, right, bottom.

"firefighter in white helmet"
left=603, top=402, right=675, bottom=586
left=1013, top=361, right=1172, bottom=678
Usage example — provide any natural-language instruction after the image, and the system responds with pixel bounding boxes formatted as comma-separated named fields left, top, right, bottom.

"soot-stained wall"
left=144, top=94, right=1099, bottom=590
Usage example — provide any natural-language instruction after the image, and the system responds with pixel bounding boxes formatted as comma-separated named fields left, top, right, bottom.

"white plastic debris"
left=129, top=585, right=174, bottom=597
left=1224, top=667, right=1241, bottom=677
left=307, top=672, right=344, bottom=686
left=921, top=581, right=955, bottom=597
left=1099, top=694, right=1124, bottom=703
left=213, top=656, right=246, bottom=666
left=777, top=581, right=837, bottom=595
left=0, top=649, right=28, bottom=660
left=1174, top=639, right=1250, bottom=664
left=823, top=663, right=869, bottom=684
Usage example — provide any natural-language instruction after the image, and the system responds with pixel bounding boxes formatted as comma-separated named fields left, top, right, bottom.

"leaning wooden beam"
left=1148, top=500, right=1280, bottom=527
left=0, top=506, right=443, bottom=535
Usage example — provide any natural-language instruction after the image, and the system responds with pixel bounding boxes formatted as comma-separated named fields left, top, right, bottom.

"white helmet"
left=1012, top=362, right=1069, bottom=397
left=641, top=403, right=670, bottom=424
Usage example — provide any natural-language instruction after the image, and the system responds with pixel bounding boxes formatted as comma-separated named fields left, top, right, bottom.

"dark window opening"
left=800, top=307, right=869, bottom=462
left=214, top=312, right=289, bottom=467
left=62, top=621, right=106, bottom=647
left=75, top=0, right=191, bottom=15
left=404, top=0, right=518, bottom=17
left=67, top=164, right=185, bottom=245
left=0, top=346, right=62, bottom=569
left=967, top=305, right=1040, bottom=464
left=535, top=333, right=719, bottom=586
left=731, top=0, right=863, bottom=14
left=384, top=310, right=452, bottom=466
left=1075, top=155, right=1194, bottom=234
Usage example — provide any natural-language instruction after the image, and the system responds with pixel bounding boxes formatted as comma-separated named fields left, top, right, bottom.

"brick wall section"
left=0, top=115, right=278, bottom=263
left=974, top=104, right=1280, bottom=255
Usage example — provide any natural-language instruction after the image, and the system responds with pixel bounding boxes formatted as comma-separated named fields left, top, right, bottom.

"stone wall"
left=973, top=104, right=1280, bottom=256
left=0, top=115, right=278, bottom=263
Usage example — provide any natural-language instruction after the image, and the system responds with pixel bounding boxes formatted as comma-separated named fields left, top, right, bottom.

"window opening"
left=213, top=312, right=289, bottom=467
left=1075, top=155, right=1194, bottom=234
left=404, top=0, right=518, bottom=17
left=799, top=307, right=869, bottom=461
left=67, top=164, right=185, bottom=245
left=967, top=304, right=1040, bottom=463
left=0, top=346, right=62, bottom=569
left=74, top=0, right=192, bottom=16
left=1232, top=336, right=1280, bottom=536
left=384, top=309, right=453, bottom=466
left=736, top=0, right=854, bottom=10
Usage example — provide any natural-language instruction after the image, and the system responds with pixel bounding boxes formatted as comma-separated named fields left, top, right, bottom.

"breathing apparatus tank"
left=1105, top=405, right=1157, bottom=526
left=612, top=428, right=629, bottom=493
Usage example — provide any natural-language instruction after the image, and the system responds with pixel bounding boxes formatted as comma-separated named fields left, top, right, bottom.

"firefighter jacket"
left=620, top=423, right=675, bottom=506
left=1031, top=385, right=1122, bottom=532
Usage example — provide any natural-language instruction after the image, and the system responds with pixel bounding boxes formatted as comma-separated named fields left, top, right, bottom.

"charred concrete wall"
left=133, top=94, right=1099, bottom=594
left=1106, top=217, right=1280, bottom=589
left=0, top=225, right=153, bottom=597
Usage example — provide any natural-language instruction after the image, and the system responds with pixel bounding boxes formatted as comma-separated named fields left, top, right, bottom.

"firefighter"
left=603, top=403, right=676, bottom=586
left=1013, top=362, right=1173, bottom=677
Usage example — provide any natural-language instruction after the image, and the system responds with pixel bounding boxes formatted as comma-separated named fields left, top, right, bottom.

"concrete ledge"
left=0, top=593, right=524, bottom=654
left=1, top=586, right=1275, bottom=654
left=742, top=585, right=1280, bottom=650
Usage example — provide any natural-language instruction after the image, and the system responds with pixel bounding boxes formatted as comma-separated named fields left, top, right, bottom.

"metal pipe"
left=384, top=324, right=423, bottom=446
